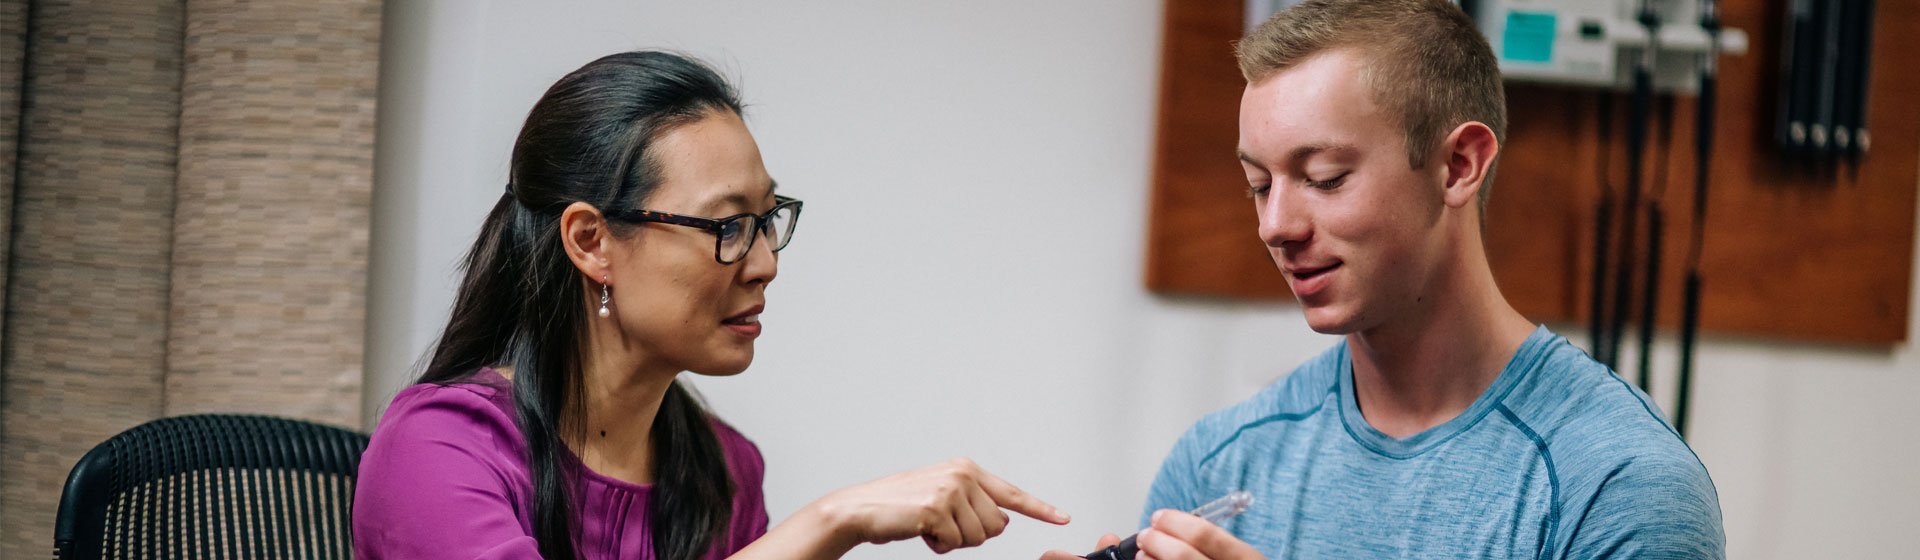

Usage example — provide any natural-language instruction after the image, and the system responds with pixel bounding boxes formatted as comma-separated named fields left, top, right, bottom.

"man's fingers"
left=1150, top=510, right=1213, bottom=539
left=1097, top=533, right=1122, bottom=548
left=1038, top=550, right=1085, bottom=560
left=1147, top=510, right=1263, bottom=559
left=1136, top=527, right=1202, bottom=560
left=975, top=468, right=1070, bottom=524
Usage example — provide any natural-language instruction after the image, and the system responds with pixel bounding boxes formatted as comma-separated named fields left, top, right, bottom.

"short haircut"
left=1237, top=0, right=1506, bottom=204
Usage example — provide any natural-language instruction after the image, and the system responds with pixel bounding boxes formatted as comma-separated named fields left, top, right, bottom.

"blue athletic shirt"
left=1143, top=326, right=1724, bottom=559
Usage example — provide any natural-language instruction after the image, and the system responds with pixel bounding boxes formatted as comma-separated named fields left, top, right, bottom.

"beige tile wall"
left=164, top=0, right=379, bottom=426
left=0, top=1, right=185, bottom=556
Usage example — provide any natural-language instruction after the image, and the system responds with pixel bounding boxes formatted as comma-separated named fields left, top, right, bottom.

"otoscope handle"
left=1084, top=535, right=1140, bottom=560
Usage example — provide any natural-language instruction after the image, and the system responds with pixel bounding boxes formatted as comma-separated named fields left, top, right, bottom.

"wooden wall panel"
left=1145, top=0, right=1918, bottom=345
left=1144, top=0, right=1290, bottom=300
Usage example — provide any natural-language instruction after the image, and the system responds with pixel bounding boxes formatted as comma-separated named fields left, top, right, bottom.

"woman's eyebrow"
left=703, top=180, right=779, bottom=213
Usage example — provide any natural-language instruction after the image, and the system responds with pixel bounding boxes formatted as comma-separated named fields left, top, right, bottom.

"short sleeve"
left=1560, top=454, right=1725, bottom=559
left=353, top=384, right=543, bottom=560
left=1141, top=421, right=1211, bottom=529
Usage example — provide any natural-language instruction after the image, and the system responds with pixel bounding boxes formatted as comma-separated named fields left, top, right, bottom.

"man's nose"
left=1256, top=188, right=1311, bottom=247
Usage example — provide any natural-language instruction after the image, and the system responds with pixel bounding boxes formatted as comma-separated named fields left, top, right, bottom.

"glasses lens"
left=766, top=204, right=798, bottom=252
left=718, top=217, right=752, bottom=263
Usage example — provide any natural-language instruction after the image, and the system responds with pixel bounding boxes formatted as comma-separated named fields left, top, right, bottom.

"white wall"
left=366, top=2, right=1920, bottom=559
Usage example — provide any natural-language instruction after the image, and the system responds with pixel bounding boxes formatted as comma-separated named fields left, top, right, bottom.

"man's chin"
left=1301, top=307, right=1359, bottom=335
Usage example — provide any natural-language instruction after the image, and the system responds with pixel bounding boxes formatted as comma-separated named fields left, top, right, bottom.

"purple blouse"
left=353, top=369, right=769, bottom=559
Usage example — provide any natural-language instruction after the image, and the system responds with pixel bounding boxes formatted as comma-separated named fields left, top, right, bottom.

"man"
left=1046, top=1, right=1723, bottom=558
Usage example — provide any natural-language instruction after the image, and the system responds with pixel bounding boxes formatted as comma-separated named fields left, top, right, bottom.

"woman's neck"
left=567, top=320, right=682, bottom=485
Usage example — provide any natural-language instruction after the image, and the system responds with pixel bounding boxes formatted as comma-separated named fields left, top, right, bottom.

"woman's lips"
left=723, top=319, right=761, bottom=338
left=722, top=306, right=762, bottom=338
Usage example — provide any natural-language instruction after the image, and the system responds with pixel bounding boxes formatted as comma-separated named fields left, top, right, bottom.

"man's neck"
left=1346, top=248, right=1534, bottom=439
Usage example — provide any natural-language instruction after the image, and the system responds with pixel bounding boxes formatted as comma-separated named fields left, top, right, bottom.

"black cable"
left=1676, top=0, right=1721, bottom=439
left=1590, top=93, right=1615, bottom=366
left=1637, top=95, right=1676, bottom=391
left=1608, top=0, right=1659, bottom=378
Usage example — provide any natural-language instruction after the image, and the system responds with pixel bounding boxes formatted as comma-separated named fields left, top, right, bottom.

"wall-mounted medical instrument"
left=1463, top=0, right=1747, bottom=439
left=1777, top=0, right=1876, bottom=164
left=1463, top=0, right=1747, bottom=92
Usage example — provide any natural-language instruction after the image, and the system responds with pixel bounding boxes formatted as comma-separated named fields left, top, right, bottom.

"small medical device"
left=1083, top=492, right=1255, bottom=560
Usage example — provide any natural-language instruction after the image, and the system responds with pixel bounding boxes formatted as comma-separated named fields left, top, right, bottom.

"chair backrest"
left=52, top=414, right=371, bottom=560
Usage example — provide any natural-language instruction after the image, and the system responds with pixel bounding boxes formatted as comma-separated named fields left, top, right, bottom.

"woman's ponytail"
left=422, top=191, right=525, bottom=382
left=651, top=380, right=734, bottom=559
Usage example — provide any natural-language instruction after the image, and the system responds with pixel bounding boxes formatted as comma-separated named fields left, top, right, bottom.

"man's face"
left=1237, top=49, right=1450, bottom=335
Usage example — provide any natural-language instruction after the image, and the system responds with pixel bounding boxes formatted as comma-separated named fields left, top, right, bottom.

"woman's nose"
left=738, top=229, right=779, bottom=285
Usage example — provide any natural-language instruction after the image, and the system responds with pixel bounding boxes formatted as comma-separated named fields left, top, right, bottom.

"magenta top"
left=353, top=369, right=769, bottom=559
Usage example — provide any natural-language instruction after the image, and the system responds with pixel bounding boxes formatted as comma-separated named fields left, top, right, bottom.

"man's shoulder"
left=1179, top=342, right=1345, bottom=454
left=1148, top=342, right=1347, bottom=511
left=1493, top=330, right=1720, bottom=546
left=1498, top=332, right=1690, bottom=461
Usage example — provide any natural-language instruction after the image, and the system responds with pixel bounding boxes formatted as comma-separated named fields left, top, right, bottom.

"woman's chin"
left=685, top=352, right=753, bottom=377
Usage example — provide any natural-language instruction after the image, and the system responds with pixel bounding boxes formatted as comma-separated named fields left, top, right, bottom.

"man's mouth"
left=1288, top=262, right=1340, bottom=280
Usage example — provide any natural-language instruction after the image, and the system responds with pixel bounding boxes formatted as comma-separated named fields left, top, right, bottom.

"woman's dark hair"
left=419, top=51, right=744, bottom=560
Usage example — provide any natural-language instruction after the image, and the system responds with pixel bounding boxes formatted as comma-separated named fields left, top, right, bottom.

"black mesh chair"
left=52, top=414, right=371, bottom=560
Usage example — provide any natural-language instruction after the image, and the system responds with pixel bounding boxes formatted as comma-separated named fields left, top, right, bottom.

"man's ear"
left=560, top=201, right=613, bottom=282
left=1440, top=121, right=1499, bottom=210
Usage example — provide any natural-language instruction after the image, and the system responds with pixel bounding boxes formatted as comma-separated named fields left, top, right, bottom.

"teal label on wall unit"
left=1502, top=11, right=1557, bottom=63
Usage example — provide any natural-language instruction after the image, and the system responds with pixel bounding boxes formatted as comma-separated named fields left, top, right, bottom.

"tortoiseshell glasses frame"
left=605, top=195, right=803, bottom=264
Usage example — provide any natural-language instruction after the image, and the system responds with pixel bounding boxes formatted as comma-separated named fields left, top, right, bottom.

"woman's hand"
left=808, top=457, right=1070, bottom=554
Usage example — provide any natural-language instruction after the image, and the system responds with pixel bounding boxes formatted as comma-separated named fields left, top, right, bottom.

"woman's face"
left=606, top=110, right=778, bottom=376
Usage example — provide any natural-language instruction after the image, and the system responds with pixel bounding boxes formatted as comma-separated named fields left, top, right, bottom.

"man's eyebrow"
left=1239, top=143, right=1359, bottom=167
left=1285, top=142, right=1358, bottom=162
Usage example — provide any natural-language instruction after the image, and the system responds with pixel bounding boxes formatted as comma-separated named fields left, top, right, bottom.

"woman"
left=352, top=51, right=1068, bottom=560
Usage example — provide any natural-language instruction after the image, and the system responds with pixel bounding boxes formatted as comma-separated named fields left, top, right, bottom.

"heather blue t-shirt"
left=1143, top=326, right=1723, bottom=559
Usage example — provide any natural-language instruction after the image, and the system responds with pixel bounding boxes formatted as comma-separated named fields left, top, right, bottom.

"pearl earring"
left=598, top=276, right=611, bottom=318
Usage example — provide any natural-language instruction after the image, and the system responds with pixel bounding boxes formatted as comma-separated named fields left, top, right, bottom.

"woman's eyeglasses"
left=606, top=195, right=803, bottom=264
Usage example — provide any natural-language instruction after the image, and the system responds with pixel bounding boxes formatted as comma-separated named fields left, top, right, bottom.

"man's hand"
left=1038, top=533, right=1120, bottom=560
left=1132, top=509, right=1264, bottom=560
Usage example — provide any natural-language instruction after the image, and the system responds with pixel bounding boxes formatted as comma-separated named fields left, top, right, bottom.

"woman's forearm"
left=727, top=502, right=859, bottom=560
left=727, top=458, right=1067, bottom=559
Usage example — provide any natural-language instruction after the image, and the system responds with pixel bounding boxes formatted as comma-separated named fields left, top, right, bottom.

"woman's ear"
left=1440, top=121, right=1499, bottom=210
left=560, top=201, right=613, bottom=281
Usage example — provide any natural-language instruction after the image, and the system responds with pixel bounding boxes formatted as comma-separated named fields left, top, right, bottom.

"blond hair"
left=1237, top=0, right=1506, bottom=201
